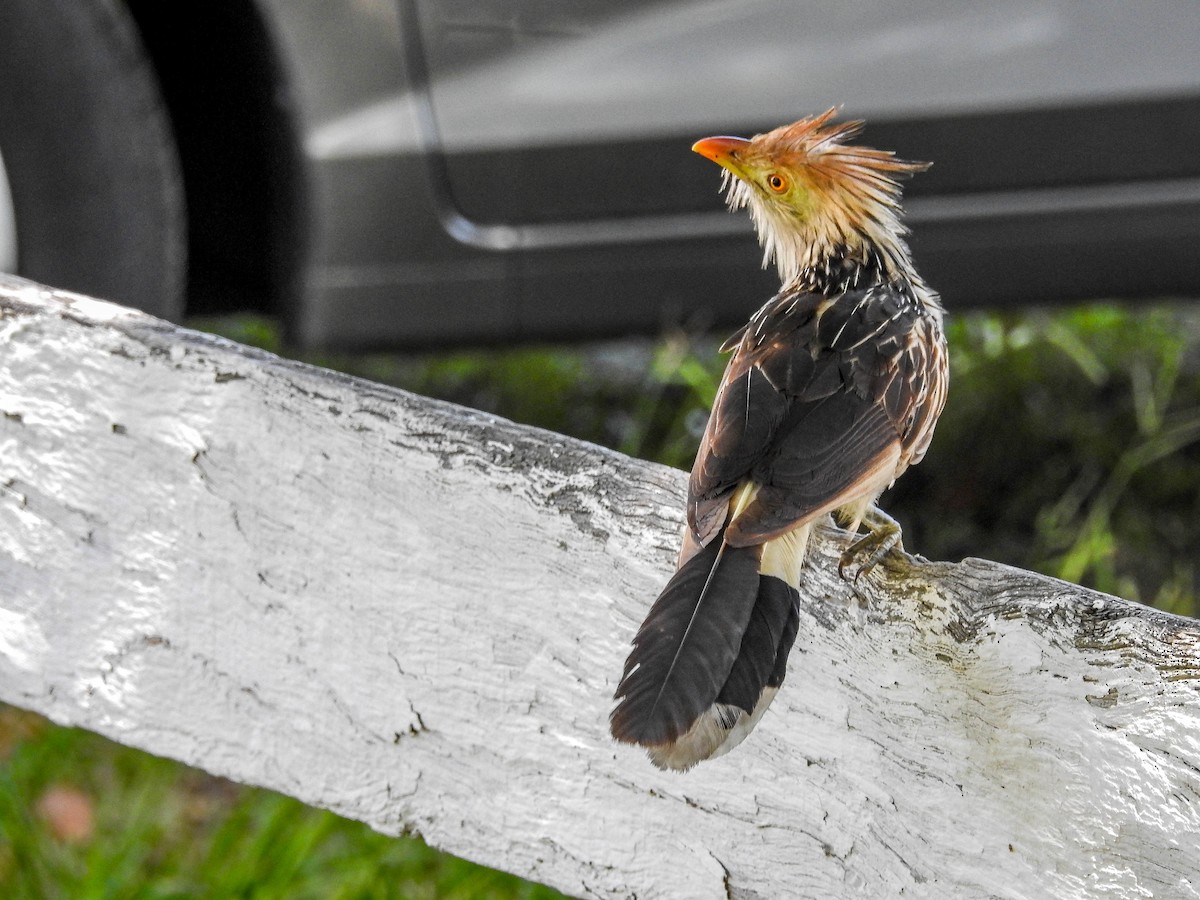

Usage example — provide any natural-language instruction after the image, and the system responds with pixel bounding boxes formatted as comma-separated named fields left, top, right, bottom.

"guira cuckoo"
left=610, top=110, right=948, bottom=770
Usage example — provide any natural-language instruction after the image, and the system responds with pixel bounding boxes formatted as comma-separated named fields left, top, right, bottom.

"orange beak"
left=692, top=135, right=751, bottom=171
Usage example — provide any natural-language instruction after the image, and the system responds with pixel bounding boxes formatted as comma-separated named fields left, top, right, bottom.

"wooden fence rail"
left=2, top=274, right=1199, bottom=898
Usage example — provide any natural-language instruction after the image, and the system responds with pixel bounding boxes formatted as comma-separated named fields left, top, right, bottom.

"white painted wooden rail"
left=2, top=274, right=1200, bottom=899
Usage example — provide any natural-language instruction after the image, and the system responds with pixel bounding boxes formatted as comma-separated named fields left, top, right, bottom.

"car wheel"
left=0, top=0, right=185, bottom=318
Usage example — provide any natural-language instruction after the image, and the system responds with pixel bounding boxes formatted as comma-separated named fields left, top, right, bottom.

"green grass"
left=900, top=304, right=1200, bottom=615
left=0, top=708, right=563, bottom=899
left=4, top=300, right=1199, bottom=896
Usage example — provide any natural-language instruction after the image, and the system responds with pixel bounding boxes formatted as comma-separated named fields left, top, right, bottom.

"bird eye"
left=766, top=173, right=788, bottom=193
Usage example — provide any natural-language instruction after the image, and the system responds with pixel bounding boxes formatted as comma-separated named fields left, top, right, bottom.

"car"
left=2, top=0, right=1199, bottom=349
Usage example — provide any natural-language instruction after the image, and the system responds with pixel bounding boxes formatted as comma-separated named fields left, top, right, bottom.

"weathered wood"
left=2, top=274, right=1199, bottom=899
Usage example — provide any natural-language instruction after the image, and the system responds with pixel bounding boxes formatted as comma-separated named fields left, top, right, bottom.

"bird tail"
left=610, top=523, right=808, bottom=771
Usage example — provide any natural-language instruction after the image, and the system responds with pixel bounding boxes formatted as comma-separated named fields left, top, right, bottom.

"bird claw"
left=837, top=509, right=903, bottom=583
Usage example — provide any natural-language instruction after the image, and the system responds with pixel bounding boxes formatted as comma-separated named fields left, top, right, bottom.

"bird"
left=610, top=109, right=948, bottom=771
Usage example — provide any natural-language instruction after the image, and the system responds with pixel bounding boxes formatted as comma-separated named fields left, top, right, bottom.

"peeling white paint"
left=2, top=277, right=1200, bottom=899
left=0, top=607, right=48, bottom=672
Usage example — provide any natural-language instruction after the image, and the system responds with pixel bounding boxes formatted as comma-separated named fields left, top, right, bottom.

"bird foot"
left=838, top=508, right=903, bottom=582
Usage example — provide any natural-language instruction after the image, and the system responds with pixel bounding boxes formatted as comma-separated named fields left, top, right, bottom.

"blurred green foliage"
left=898, top=305, right=1200, bottom=616
left=282, top=301, right=1200, bottom=617
left=0, top=708, right=563, bottom=899
left=4, top=301, right=1198, bottom=897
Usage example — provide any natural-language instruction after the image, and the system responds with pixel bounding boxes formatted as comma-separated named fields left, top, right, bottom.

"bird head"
left=693, top=109, right=929, bottom=282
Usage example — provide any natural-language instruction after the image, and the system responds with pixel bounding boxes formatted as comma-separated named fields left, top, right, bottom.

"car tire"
left=0, top=0, right=185, bottom=318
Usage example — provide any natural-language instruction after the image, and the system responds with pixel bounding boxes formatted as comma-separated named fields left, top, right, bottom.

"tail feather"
left=612, top=522, right=809, bottom=770
left=610, top=535, right=760, bottom=747
left=768, top=586, right=801, bottom=690
left=716, top=575, right=796, bottom=714
left=694, top=575, right=799, bottom=767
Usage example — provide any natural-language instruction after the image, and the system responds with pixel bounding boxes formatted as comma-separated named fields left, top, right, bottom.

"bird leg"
left=837, top=506, right=903, bottom=582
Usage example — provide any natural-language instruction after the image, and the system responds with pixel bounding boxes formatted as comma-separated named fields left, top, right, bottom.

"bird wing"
left=688, top=283, right=937, bottom=546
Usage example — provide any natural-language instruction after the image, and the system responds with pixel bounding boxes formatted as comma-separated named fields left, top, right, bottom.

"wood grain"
left=2, top=275, right=1198, bottom=899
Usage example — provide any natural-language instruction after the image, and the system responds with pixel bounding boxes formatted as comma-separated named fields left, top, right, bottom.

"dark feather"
left=688, top=362, right=787, bottom=522
left=715, top=575, right=799, bottom=714
left=764, top=391, right=896, bottom=490
left=767, top=585, right=801, bottom=689
left=690, top=282, right=938, bottom=546
left=728, top=394, right=898, bottom=544
left=757, top=338, right=816, bottom=395
left=799, top=353, right=845, bottom=400
left=611, top=536, right=761, bottom=746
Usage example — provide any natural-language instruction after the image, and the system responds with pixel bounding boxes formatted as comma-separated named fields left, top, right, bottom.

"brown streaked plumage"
left=611, top=110, right=948, bottom=770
